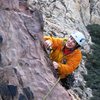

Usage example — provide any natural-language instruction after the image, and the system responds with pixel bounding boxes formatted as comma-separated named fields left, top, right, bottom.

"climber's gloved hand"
left=53, top=61, right=59, bottom=69
left=44, top=40, right=52, bottom=49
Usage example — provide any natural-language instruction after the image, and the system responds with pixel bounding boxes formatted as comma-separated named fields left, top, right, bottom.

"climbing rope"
left=42, top=77, right=61, bottom=100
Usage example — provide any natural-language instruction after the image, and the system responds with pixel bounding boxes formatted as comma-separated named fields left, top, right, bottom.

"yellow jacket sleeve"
left=58, top=50, right=82, bottom=79
left=44, top=36, right=63, bottom=49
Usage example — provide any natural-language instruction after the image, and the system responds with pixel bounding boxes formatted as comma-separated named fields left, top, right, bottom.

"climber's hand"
left=44, top=40, right=52, bottom=48
left=53, top=61, right=59, bottom=69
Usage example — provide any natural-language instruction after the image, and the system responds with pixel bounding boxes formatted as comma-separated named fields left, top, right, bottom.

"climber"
left=44, top=31, right=86, bottom=88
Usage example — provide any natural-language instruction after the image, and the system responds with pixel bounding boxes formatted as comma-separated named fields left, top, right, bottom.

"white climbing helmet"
left=71, top=31, right=86, bottom=47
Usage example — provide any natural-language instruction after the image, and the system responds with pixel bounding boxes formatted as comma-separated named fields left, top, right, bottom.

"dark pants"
left=60, top=73, right=75, bottom=90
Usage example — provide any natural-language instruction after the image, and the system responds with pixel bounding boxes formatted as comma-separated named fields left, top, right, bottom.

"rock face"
left=28, top=0, right=100, bottom=37
left=90, top=0, right=100, bottom=24
left=28, top=0, right=90, bottom=37
left=28, top=0, right=100, bottom=99
left=27, top=0, right=100, bottom=100
left=0, top=0, right=77, bottom=100
left=0, top=0, right=99, bottom=100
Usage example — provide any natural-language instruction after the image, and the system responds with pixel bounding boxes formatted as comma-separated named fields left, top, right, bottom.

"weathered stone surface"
left=90, top=0, right=100, bottom=24
left=0, top=0, right=75, bottom=100
left=28, top=0, right=90, bottom=37
left=80, top=0, right=90, bottom=26
left=1, top=0, right=100, bottom=99
left=27, top=0, right=97, bottom=100
left=0, top=0, right=19, bottom=10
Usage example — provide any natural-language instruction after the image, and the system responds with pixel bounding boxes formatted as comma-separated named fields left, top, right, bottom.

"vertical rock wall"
left=0, top=0, right=78, bottom=100
left=27, top=0, right=100, bottom=100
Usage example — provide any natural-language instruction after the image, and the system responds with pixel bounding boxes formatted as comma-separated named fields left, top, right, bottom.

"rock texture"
left=28, top=0, right=100, bottom=33
left=28, top=0, right=100, bottom=99
left=0, top=0, right=78, bottom=100
left=0, top=0, right=100, bottom=100
left=27, top=0, right=100, bottom=100
left=90, top=0, right=100, bottom=24
left=28, top=0, right=89, bottom=37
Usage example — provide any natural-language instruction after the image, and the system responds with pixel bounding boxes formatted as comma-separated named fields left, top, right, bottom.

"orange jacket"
left=44, top=36, right=82, bottom=78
